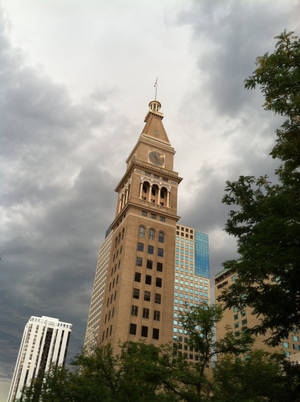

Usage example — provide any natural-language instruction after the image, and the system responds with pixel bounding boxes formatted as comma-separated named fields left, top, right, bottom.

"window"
left=234, top=314, right=238, bottom=320
left=154, top=311, right=160, bottom=321
left=282, top=342, right=289, bottom=348
left=150, top=213, right=156, bottom=219
left=143, top=308, right=149, bottom=319
left=156, top=278, right=162, bottom=287
left=158, top=248, right=164, bottom=257
left=292, top=335, right=299, bottom=342
left=152, top=328, right=159, bottom=340
left=142, top=211, right=147, bottom=216
left=242, top=319, right=247, bottom=326
left=144, top=291, right=151, bottom=301
left=141, top=326, right=148, bottom=337
left=149, top=229, right=155, bottom=240
left=158, top=231, right=164, bottom=243
left=130, top=306, right=137, bottom=318
left=129, top=323, right=137, bottom=335
left=293, top=344, right=300, bottom=350
left=136, top=257, right=143, bottom=266
left=146, top=259, right=153, bottom=269
left=145, top=275, right=152, bottom=285
left=139, top=225, right=145, bottom=238
left=148, top=245, right=154, bottom=254
left=241, top=311, right=246, bottom=317
left=234, top=322, right=239, bottom=329
left=137, top=242, right=144, bottom=251
left=157, top=262, right=163, bottom=272
left=133, top=288, right=140, bottom=299
left=155, top=293, right=161, bottom=304
left=160, top=216, right=165, bottom=222
left=134, top=272, right=141, bottom=282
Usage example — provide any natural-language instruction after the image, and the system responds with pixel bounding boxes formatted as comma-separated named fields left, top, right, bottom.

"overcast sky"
left=1, top=0, right=299, bottom=399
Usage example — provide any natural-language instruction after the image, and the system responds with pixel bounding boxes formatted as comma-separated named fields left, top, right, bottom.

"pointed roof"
left=141, top=100, right=170, bottom=144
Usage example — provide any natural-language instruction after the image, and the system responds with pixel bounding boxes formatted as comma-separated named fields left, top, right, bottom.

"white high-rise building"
left=7, top=316, right=72, bottom=402
left=84, top=227, right=113, bottom=353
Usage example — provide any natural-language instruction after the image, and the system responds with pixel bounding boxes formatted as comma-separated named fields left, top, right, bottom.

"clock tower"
left=97, top=99, right=182, bottom=349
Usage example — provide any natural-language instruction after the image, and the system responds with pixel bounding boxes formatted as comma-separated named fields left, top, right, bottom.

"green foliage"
left=20, top=305, right=299, bottom=402
left=220, top=31, right=300, bottom=345
left=213, top=350, right=300, bottom=402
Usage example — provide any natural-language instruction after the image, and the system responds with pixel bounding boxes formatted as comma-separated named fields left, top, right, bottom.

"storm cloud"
left=0, top=1, right=299, bottom=400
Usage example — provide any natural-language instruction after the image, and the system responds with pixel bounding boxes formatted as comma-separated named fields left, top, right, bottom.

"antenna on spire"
left=154, top=77, right=158, bottom=100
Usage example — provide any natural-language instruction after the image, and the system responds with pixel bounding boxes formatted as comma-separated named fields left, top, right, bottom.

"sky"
left=0, top=0, right=299, bottom=399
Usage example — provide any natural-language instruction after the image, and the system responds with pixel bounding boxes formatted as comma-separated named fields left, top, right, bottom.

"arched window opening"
left=152, top=185, right=158, bottom=196
left=151, top=184, right=159, bottom=204
left=139, top=225, right=146, bottom=238
left=121, top=228, right=125, bottom=239
left=149, top=228, right=155, bottom=241
left=160, top=187, right=168, bottom=206
left=142, top=181, right=150, bottom=201
left=143, top=181, right=150, bottom=193
left=158, top=231, right=164, bottom=243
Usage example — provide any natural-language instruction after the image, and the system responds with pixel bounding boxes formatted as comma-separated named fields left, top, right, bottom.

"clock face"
left=149, top=151, right=165, bottom=166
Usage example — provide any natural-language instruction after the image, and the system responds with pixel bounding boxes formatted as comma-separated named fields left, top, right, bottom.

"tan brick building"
left=215, top=268, right=300, bottom=358
left=85, top=100, right=182, bottom=350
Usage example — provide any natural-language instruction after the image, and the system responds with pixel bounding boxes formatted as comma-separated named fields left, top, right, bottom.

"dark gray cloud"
left=176, top=0, right=299, bottom=278
left=0, top=12, right=135, bottom=395
left=178, top=0, right=300, bottom=117
left=1, top=1, right=300, bottom=400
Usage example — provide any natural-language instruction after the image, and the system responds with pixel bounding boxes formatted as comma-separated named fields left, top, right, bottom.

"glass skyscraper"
left=173, top=224, right=210, bottom=360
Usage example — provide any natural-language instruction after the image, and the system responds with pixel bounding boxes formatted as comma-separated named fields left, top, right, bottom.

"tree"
left=20, top=343, right=177, bottom=402
left=219, top=31, right=300, bottom=345
left=213, top=350, right=300, bottom=402
left=20, top=305, right=298, bottom=402
left=164, top=304, right=253, bottom=402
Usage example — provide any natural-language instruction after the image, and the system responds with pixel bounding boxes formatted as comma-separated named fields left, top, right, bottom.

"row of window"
left=282, top=342, right=299, bottom=350
left=133, top=288, right=161, bottom=303
left=141, top=231, right=164, bottom=243
left=175, top=272, right=209, bottom=284
left=136, top=254, right=164, bottom=268
left=134, top=272, right=162, bottom=287
left=138, top=226, right=165, bottom=242
left=176, top=237, right=194, bottom=244
left=176, top=226, right=193, bottom=233
left=174, top=296, right=207, bottom=304
left=234, top=311, right=246, bottom=320
left=136, top=250, right=164, bottom=269
left=129, top=324, right=159, bottom=339
left=141, top=211, right=165, bottom=222
left=176, top=249, right=194, bottom=255
left=174, top=290, right=208, bottom=297
left=131, top=305, right=160, bottom=321
left=175, top=284, right=208, bottom=291
left=234, top=319, right=247, bottom=329
left=108, top=275, right=119, bottom=292
left=114, top=228, right=125, bottom=248
left=176, top=231, right=194, bottom=239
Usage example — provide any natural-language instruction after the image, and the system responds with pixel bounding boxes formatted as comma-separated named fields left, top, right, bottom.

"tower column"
left=158, top=186, right=161, bottom=206
left=139, top=182, right=143, bottom=198
left=167, top=190, right=170, bottom=208
left=148, top=184, right=152, bottom=202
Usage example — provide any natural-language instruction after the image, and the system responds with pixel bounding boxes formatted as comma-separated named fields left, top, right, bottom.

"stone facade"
left=96, top=100, right=182, bottom=350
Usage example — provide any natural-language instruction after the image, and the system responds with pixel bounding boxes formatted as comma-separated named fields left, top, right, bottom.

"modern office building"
left=173, top=225, right=210, bottom=360
left=86, top=99, right=182, bottom=351
left=215, top=268, right=300, bottom=357
left=7, top=316, right=72, bottom=402
left=84, top=228, right=114, bottom=353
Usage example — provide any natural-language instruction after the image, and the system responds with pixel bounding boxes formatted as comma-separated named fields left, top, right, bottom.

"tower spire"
left=154, top=77, right=158, bottom=100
